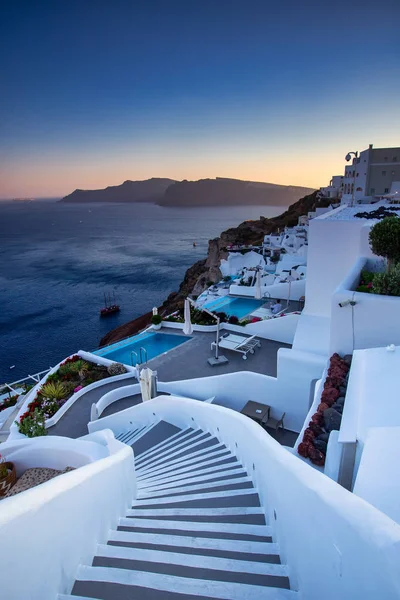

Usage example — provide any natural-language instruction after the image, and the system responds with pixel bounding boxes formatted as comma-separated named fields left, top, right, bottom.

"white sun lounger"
left=211, top=334, right=261, bottom=360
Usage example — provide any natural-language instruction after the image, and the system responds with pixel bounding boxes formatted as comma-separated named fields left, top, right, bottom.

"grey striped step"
left=71, top=565, right=296, bottom=599
left=92, top=553, right=289, bottom=588
left=137, top=467, right=247, bottom=493
left=135, top=428, right=200, bottom=463
left=136, top=433, right=217, bottom=470
left=136, top=446, right=231, bottom=478
left=132, top=490, right=261, bottom=509
left=137, top=461, right=244, bottom=488
left=131, top=421, right=181, bottom=456
left=137, top=454, right=239, bottom=483
left=126, top=507, right=266, bottom=525
left=135, top=430, right=208, bottom=467
left=138, top=476, right=253, bottom=500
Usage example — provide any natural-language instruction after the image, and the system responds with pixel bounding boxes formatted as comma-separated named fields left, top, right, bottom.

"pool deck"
left=145, top=328, right=289, bottom=381
left=47, top=329, right=291, bottom=440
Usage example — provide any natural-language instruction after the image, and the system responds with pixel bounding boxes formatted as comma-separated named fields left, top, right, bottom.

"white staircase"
left=61, top=421, right=298, bottom=599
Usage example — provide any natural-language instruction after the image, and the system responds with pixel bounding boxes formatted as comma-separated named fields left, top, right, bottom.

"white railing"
left=89, top=396, right=400, bottom=600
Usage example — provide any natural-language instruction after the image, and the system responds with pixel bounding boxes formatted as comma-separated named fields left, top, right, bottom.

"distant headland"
left=60, top=177, right=315, bottom=208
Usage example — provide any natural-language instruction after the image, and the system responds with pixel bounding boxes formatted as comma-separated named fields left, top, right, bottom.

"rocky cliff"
left=99, top=190, right=324, bottom=346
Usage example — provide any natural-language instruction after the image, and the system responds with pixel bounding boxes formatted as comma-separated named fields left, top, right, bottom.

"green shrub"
left=369, top=217, right=400, bottom=270
left=39, top=381, right=67, bottom=400
left=151, top=314, right=162, bottom=325
left=16, top=409, right=47, bottom=438
left=360, top=270, right=375, bottom=285
left=371, top=264, right=400, bottom=296
left=206, top=280, right=214, bottom=287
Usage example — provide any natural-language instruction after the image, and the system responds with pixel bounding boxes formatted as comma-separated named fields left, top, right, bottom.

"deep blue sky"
left=1, top=0, right=399, bottom=197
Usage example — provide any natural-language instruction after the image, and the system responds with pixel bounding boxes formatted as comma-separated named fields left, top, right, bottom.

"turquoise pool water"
left=94, top=332, right=191, bottom=366
left=204, top=296, right=264, bottom=319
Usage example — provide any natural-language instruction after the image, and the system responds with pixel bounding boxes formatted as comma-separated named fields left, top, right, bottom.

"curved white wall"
left=0, top=434, right=134, bottom=600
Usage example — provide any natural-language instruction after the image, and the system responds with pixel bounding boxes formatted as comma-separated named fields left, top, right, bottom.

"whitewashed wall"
left=330, top=257, right=400, bottom=355
left=304, top=218, right=374, bottom=318
left=220, top=251, right=265, bottom=276
left=0, top=433, right=134, bottom=600
left=229, top=278, right=305, bottom=300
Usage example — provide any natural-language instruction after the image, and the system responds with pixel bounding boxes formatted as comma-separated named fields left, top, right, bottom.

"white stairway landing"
left=63, top=421, right=297, bottom=600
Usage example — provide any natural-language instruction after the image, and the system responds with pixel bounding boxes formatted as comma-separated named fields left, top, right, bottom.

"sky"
left=1, top=0, right=399, bottom=198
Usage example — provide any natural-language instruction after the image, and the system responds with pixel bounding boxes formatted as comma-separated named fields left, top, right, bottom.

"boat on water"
left=100, top=292, right=120, bottom=317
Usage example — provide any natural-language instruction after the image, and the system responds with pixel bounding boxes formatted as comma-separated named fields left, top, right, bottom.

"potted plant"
left=0, top=453, right=16, bottom=497
left=151, top=314, right=162, bottom=330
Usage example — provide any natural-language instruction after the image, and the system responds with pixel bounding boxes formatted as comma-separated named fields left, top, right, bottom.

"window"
left=382, top=171, right=387, bottom=176
left=384, top=157, right=388, bottom=161
left=356, top=172, right=359, bottom=177
left=385, top=188, right=389, bottom=193
left=393, top=157, right=398, bottom=162
left=392, top=171, right=396, bottom=176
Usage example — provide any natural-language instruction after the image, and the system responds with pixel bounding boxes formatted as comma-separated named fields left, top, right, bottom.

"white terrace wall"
left=229, top=278, right=305, bottom=300
left=89, top=397, right=400, bottom=600
left=0, top=434, right=134, bottom=600
left=331, top=257, right=400, bottom=355
left=304, top=216, right=374, bottom=318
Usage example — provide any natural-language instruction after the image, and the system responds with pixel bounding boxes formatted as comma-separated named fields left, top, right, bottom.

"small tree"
left=369, top=216, right=400, bottom=271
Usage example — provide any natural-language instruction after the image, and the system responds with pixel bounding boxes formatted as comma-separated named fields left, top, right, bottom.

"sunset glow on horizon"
left=1, top=0, right=399, bottom=199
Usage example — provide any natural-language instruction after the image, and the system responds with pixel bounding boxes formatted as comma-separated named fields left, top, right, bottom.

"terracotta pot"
left=0, top=462, right=17, bottom=497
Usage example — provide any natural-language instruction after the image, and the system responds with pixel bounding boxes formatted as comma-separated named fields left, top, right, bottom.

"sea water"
left=0, top=201, right=282, bottom=381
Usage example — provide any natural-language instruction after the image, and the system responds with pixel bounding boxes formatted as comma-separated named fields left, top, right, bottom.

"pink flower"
left=74, top=385, right=83, bottom=393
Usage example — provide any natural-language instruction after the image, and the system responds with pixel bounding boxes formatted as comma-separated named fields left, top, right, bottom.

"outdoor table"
left=241, top=400, right=270, bottom=424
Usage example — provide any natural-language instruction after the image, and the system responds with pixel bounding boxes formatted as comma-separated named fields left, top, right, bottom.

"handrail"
left=130, top=351, right=139, bottom=367
left=139, top=347, right=148, bottom=365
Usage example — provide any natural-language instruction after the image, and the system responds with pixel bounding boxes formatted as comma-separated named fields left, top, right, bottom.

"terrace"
left=47, top=329, right=296, bottom=445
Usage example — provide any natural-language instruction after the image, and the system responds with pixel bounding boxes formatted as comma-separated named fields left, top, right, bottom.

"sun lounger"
left=211, top=334, right=261, bottom=360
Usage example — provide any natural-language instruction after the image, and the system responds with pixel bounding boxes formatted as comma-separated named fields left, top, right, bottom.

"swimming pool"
left=204, top=296, right=265, bottom=319
left=94, top=332, right=191, bottom=366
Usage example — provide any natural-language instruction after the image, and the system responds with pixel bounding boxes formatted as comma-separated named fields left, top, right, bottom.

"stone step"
left=131, top=421, right=181, bottom=456
left=137, top=467, right=247, bottom=493
left=137, top=453, right=238, bottom=483
left=137, top=476, right=253, bottom=500
left=136, top=433, right=216, bottom=471
left=136, top=446, right=231, bottom=478
left=72, top=565, right=296, bottom=599
left=132, top=488, right=261, bottom=510
left=134, top=427, right=200, bottom=463
left=126, top=507, right=266, bottom=525
left=119, top=517, right=272, bottom=539
left=108, top=528, right=277, bottom=555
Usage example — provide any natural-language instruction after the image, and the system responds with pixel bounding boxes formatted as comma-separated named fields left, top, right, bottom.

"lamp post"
left=186, top=297, right=228, bottom=366
left=345, top=151, right=359, bottom=207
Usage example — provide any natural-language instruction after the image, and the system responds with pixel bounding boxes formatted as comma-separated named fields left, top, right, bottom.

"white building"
left=319, top=175, right=344, bottom=200
left=341, top=144, right=400, bottom=204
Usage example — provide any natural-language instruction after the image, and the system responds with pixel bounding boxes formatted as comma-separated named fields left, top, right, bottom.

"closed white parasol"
left=140, top=367, right=155, bottom=402
left=255, top=268, right=262, bottom=300
left=183, top=298, right=193, bottom=335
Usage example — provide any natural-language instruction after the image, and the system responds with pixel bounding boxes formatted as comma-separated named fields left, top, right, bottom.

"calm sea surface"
left=0, top=201, right=282, bottom=382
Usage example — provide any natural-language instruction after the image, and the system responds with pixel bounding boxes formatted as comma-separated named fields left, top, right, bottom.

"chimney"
left=369, top=144, right=373, bottom=150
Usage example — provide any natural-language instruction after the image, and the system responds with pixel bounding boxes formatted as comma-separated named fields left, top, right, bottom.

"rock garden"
left=297, top=352, right=352, bottom=467
left=16, top=355, right=127, bottom=438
